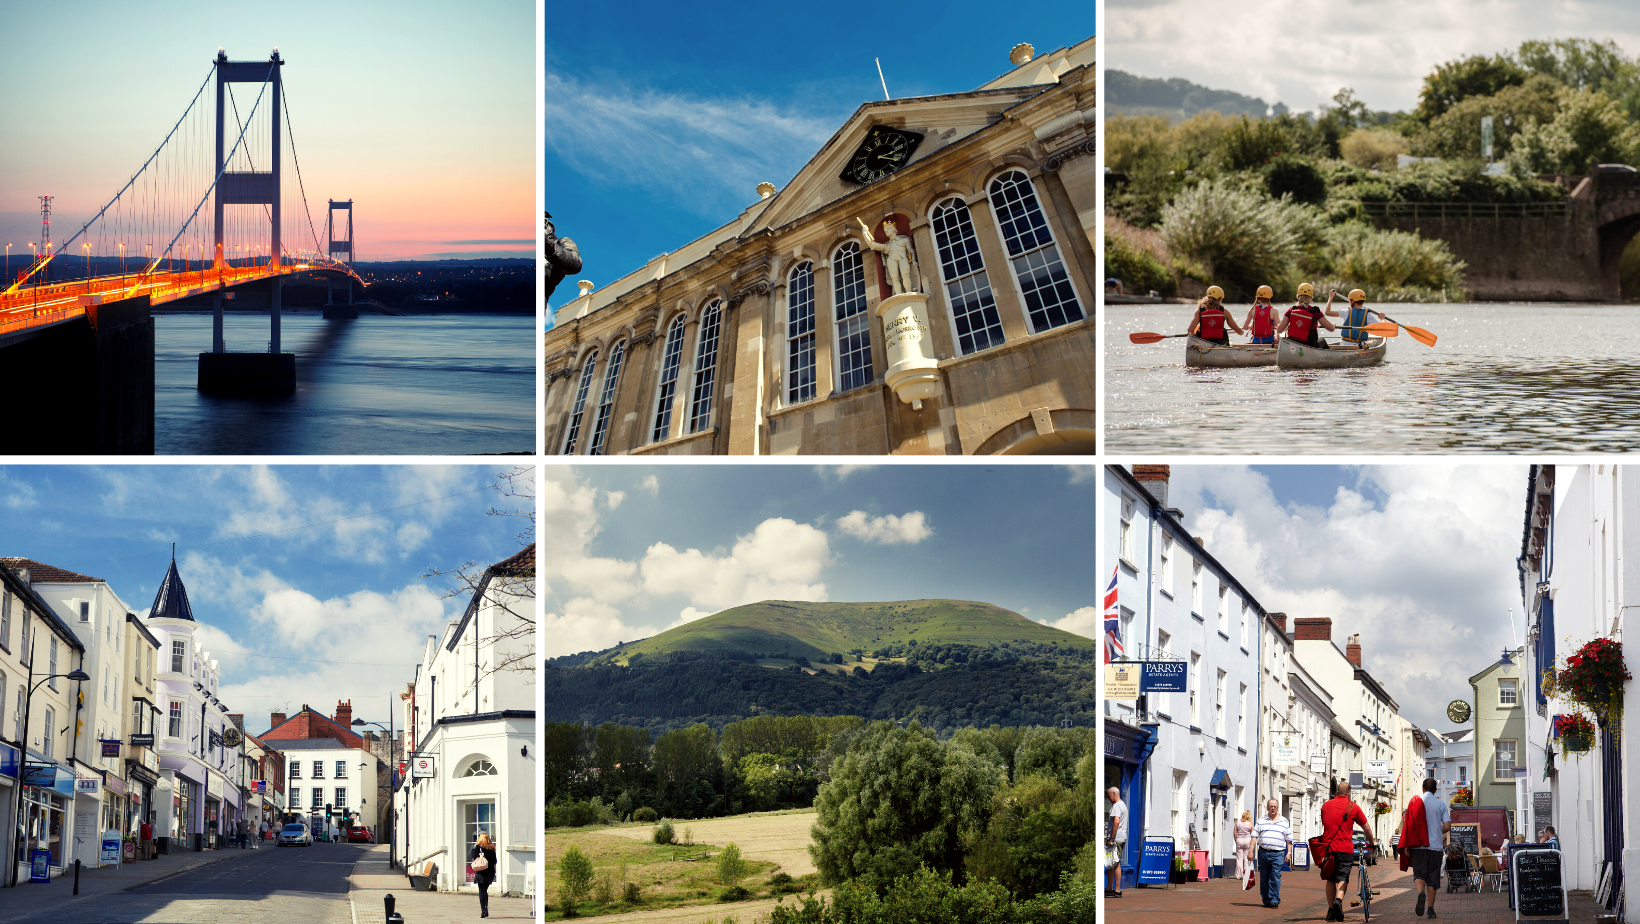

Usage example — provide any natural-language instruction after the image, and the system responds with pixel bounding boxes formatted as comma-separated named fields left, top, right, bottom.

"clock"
left=1446, top=700, right=1472, bottom=724
left=840, top=126, right=924, bottom=185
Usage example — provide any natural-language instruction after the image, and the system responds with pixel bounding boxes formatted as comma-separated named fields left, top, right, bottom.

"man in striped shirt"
left=1253, top=798, right=1294, bottom=908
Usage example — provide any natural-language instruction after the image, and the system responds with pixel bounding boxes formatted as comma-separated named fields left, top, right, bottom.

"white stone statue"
left=856, top=217, right=920, bottom=296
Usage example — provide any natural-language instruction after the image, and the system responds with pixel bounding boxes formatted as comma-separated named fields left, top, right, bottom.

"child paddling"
left=1242, top=285, right=1277, bottom=344
left=1277, top=282, right=1334, bottom=349
left=1188, top=285, right=1243, bottom=344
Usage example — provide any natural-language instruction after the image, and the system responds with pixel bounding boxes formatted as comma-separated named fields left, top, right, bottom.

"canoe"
left=1276, top=336, right=1387, bottom=370
left=1185, top=334, right=1278, bottom=368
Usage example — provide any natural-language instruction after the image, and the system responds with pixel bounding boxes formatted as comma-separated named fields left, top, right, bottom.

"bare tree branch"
left=421, top=467, right=536, bottom=679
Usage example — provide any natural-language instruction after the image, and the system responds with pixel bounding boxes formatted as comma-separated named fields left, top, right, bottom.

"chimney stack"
left=271, top=712, right=287, bottom=728
left=334, top=699, right=353, bottom=729
left=1293, top=617, right=1333, bottom=641
left=1132, top=464, right=1170, bottom=508
left=1346, top=633, right=1362, bottom=667
left=1268, top=612, right=1286, bottom=633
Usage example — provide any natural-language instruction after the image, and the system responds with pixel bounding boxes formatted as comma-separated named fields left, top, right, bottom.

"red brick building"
left=260, top=701, right=366, bottom=748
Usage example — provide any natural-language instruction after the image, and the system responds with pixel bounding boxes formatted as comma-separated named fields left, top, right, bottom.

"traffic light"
left=325, top=803, right=333, bottom=818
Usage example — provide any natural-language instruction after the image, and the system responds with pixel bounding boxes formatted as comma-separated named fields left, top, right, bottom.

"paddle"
left=1360, top=322, right=1399, bottom=337
left=1128, top=331, right=1193, bottom=344
left=1377, top=313, right=1438, bottom=347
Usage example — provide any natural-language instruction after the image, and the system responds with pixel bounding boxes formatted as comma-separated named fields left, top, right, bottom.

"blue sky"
left=544, top=0, right=1097, bottom=321
left=542, top=463, right=1096, bottom=658
left=0, top=465, right=530, bottom=732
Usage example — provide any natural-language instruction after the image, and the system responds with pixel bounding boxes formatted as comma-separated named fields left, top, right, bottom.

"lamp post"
left=7, top=641, right=90, bottom=888
left=352, top=716, right=396, bottom=868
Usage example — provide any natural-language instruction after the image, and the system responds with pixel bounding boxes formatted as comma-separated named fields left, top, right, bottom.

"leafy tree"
left=559, top=845, right=594, bottom=916
left=1265, top=155, right=1327, bottom=204
left=542, top=721, right=586, bottom=803
left=717, top=842, right=747, bottom=888
left=1014, top=728, right=1078, bottom=787
left=1218, top=115, right=1291, bottom=170
left=653, top=723, right=719, bottom=805
left=1158, top=178, right=1328, bottom=299
left=1418, top=54, right=1528, bottom=121
left=1507, top=87, right=1640, bottom=174
left=1411, top=76, right=1561, bottom=160
left=1340, top=128, right=1408, bottom=170
left=653, top=819, right=675, bottom=844
left=1516, top=38, right=1635, bottom=95
left=590, top=722, right=651, bottom=796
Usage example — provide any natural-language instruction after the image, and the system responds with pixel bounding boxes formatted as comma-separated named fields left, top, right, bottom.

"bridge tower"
left=37, top=195, right=52, bottom=282
left=323, top=199, right=357, bottom=318
left=199, top=48, right=294, bottom=394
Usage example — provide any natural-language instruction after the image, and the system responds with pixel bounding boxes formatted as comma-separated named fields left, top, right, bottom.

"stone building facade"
left=545, top=37, right=1095, bottom=455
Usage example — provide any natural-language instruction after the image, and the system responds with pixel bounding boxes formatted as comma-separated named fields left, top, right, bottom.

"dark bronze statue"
left=544, top=210, right=583, bottom=302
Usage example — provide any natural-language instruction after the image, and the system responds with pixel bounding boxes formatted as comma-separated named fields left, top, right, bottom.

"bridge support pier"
left=213, top=291, right=224, bottom=353
left=271, top=275, right=281, bottom=353
left=0, top=294, right=155, bottom=454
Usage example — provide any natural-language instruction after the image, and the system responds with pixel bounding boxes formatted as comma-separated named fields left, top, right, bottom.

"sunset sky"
left=0, top=1, right=533, bottom=262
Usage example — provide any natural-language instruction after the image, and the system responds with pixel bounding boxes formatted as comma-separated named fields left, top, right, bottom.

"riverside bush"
left=1103, top=224, right=1175, bottom=295
left=1265, top=154, right=1327, bottom=204
left=1340, top=128, right=1409, bottom=170
left=1158, top=179, right=1328, bottom=298
left=1320, top=222, right=1468, bottom=299
left=633, top=807, right=659, bottom=823
left=654, top=819, right=675, bottom=845
left=558, top=845, right=594, bottom=917
left=763, top=866, right=1095, bottom=924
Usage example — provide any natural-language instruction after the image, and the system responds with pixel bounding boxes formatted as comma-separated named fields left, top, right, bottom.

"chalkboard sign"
left=1450, top=823, right=1480, bottom=858
left=1512, top=848, right=1565, bottom=919
left=1506, top=843, right=1555, bottom=911
left=1137, top=837, right=1174, bottom=886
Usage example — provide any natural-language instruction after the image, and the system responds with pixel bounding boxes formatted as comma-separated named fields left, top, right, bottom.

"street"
left=0, top=843, right=369, bottom=924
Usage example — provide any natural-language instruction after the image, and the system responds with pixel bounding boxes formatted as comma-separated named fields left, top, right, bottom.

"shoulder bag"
left=1309, top=804, right=1344, bottom=880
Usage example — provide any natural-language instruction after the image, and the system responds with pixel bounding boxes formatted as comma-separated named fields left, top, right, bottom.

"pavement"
left=0, top=841, right=273, bottom=923
left=349, top=844, right=535, bottom=923
left=1106, top=859, right=1611, bottom=922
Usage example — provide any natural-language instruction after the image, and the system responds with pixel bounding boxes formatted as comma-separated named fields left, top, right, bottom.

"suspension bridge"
left=0, top=48, right=363, bottom=451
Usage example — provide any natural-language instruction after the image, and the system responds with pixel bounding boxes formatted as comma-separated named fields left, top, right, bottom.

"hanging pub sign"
left=101, top=738, right=121, bottom=757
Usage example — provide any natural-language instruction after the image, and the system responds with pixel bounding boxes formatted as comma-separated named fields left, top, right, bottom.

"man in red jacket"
left=1321, top=780, right=1376, bottom=921
left=1402, top=777, right=1451, bottom=918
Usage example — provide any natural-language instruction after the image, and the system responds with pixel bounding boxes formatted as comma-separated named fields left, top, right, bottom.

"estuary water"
left=1106, top=303, right=1640, bottom=454
left=155, top=311, right=534, bottom=455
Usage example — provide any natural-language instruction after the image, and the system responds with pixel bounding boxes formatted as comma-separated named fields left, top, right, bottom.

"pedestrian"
left=1234, top=810, right=1254, bottom=882
left=1105, top=786, right=1128, bottom=898
left=471, top=831, right=498, bottom=918
left=1253, top=798, right=1293, bottom=908
left=140, top=816, right=153, bottom=860
left=1541, top=826, right=1560, bottom=850
left=1400, top=777, right=1451, bottom=919
left=1320, top=780, right=1376, bottom=922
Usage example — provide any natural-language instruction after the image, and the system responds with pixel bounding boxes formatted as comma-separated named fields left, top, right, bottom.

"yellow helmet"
left=1255, top=285, right=1273, bottom=299
left=1296, top=283, right=1315, bottom=298
left=1205, top=285, right=1224, bottom=299
left=1348, top=288, right=1367, bottom=302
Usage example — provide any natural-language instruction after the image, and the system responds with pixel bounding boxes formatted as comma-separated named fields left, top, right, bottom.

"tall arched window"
left=833, top=242, right=872, bottom=391
left=930, top=197, right=1005, bottom=354
left=588, top=339, right=626, bottom=455
left=988, top=170, right=1084, bottom=331
left=787, top=262, right=816, bottom=404
left=688, top=300, right=723, bottom=433
left=561, top=349, right=599, bottom=454
left=651, top=314, right=687, bottom=443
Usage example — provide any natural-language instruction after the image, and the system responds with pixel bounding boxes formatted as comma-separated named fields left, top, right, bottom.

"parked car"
left=347, top=826, right=374, bottom=843
left=278, top=823, right=313, bottom=847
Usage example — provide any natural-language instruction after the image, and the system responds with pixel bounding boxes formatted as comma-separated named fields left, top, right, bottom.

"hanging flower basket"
left=1553, top=713, right=1597, bottom=758
left=1544, top=637, right=1631, bottom=734
left=1374, top=800, right=1392, bottom=816
left=1452, top=787, right=1473, bottom=807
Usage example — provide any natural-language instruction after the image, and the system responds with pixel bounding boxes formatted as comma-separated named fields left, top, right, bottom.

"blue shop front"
left=1104, top=718, right=1155, bottom=889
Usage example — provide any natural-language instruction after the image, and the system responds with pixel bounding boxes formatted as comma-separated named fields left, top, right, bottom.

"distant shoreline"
left=150, top=305, right=534, bottom=316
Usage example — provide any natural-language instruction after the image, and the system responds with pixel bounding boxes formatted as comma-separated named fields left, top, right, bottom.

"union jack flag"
left=1104, top=565, right=1122, bottom=664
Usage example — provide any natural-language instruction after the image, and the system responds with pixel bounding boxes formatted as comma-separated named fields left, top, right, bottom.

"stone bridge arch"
left=1594, top=173, right=1640, bottom=301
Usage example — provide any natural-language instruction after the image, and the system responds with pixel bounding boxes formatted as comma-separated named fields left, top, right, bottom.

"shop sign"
left=0, top=741, right=18, bottom=779
left=30, top=849, right=51, bottom=883
left=253, top=779, right=267, bottom=793
left=411, top=755, right=436, bottom=778
left=105, top=774, right=125, bottom=796
left=75, top=777, right=103, bottom=797
left=1310, top=753, right=1328, bottom=775
left=129, top=733, right=155, bottom=747
left=1273, top=735, right=1300, bottom=766
left=1104, top=663, right=1140, bottom=700
left=101, top=829, right=122, bottom=866
left=1140, top=660, right=1188, bottom=692
left=101, top=739, right=121, bottom=757
left=1365, top=759, right=1392, bottom=780
left=207, top=774, right=224, bottom=799
left=23, top=764, right=76, bottom=795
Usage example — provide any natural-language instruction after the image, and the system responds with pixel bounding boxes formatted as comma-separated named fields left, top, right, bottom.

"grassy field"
left=541, top=810, right=821, bottom=922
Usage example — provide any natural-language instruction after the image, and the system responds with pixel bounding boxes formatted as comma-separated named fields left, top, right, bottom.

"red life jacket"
left=1250, top=304, right=1275, bottom=337
left=1199, top=305, right=1228, bottom=340
left=1285, top=305, right=1318, bottom=343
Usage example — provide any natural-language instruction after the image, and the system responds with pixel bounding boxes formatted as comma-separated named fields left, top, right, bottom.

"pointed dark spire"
left=150, top=553, right=196, bottom=622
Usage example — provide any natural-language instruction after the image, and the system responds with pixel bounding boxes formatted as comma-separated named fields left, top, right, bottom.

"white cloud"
left=836, top=510, right=932, bottom=545
left=818, top=465, right=872, bottom=482
left=606, top=490, right=626, bottom=510
left=396, top=521, right=432, bottom=555
left=642, top=517, right=832, bottom=610
left=1165, top=464, right=1527, bottom=729
left=1049, top=606, right=1099, bottom=640
left=1, top=471, right=37, bottom=509
left=639, top=475, right=660, bottom=496
left=1064, top=465, right=1096, bottom=485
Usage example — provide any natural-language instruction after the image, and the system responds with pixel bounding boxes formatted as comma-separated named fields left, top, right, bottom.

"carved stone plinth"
left=875, top=291, right=941, bottom=409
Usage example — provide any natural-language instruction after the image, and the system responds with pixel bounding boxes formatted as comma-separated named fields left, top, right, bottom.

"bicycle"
left=1345, top=843, right=1379, bottom=921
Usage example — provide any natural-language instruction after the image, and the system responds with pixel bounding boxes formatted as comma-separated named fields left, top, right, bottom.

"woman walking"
left=471, top=832, right=498, bottom=918
left=1235, top=810, right=1255, bottom=882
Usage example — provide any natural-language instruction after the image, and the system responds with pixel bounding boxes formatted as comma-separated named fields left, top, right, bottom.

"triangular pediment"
left=749, top=85, right=1048, bottom=233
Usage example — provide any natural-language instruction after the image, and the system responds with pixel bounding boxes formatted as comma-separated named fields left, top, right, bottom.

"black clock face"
left=1446, top=700, right=1471, bottom=724
left=840, top=126, right=924, bottom=185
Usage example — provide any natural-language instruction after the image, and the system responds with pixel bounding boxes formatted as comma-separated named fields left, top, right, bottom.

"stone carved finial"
left=577, top=280, right=595, bottom=298
left=757, top=182, right=777, bottom=200
left=1010, top=43, right=1035, bottom=66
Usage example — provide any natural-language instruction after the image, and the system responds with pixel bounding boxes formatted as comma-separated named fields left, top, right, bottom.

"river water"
left=155, top=312, right=534, bottom=455
left=1105, top=303, right=1640, bottom=454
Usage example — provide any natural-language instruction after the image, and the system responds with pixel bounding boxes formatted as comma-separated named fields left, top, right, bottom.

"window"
left=651, top=315, right=687, bottom=442
left=172, top=640, right=185, bottom=674
left=48, top=636, right=58, bottom=688
left=103, top=665, right=109, bottom=704
left=930, top=196, right=1004, bottom=354
left=786, top=262, right=816, bottom=403
left=688, top=301, right=723, bottom=432
left=987, top=170, right=1084, bottom=331
left=131, top=699, right=142, bottom=736
left=1238, top=683, right=1247, bottom=747
left=1495, top=740, right=1517, bottom=781
left=42, top=707, right=54, bottom=757
left=587, top=340, right=626, bottom=456
left=1189, top=652, right=1201, bottom=725
left=168, top=701, right=181, bottom=737
left=1118, top=606, right=1135, bottom=659
left=1218, top=584, right=1229, bottom=633
left=0, top=672, right=5, bottom=740
left=1171, top=770, right=1189, bottom=845
left=1459, top=764, right=1467, bottom=782
left=463, top=758, right=497, bottom=777
left=1191, top=560, right=1203, bottom=613
left=1214, top=669, right=1226, bottom=736
left=464, top=802, right=497, bottom=857
left=79, top=600, right=90, bottom=623
left=1499, top=679, right=1518, bottom=706
left=290, top=762, right=301, bottom=779
left=312, top=760, right=324, bottom=779
left=561, top=350, right=599, bottom=454
left=1, top=591, right=10, bottom=648
left=335, top=787, right=348, bottom=808
left=1119, top=494, right=1135, bottom=563
left=833, top=243, right=872, bottom=391
left=312, top=789, right=323, bottom=810
left=1160, top=535, right=1174, bottom=595
left=13, top=685, right=22, bottom=740
left=335, top=761, right=348, bottom=779
left=1240, top=601, right=1249, bottom=648
left=19, top=612, right=28, bottom=664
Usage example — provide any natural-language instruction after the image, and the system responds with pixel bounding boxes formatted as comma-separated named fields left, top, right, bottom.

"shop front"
left=1105, top=719, right=1156, bottom=889
left=205, top=772, right=224, bottom=848
left=20, top=765, right=75, bottom=875
left=1, top=742, right=19, bottom=879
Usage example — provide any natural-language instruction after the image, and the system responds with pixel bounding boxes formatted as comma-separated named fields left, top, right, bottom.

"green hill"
left=590, top=599, right=1094, bottom=667
left=1108, top=69, right=1286, bottom=121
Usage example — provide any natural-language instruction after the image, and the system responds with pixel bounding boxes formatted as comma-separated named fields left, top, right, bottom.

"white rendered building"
left=399, top=545, right=534, bottom=895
